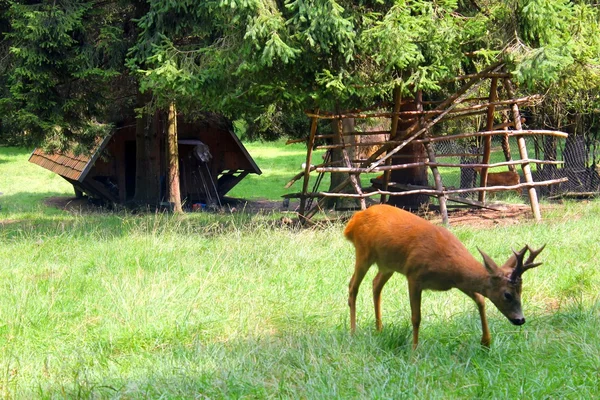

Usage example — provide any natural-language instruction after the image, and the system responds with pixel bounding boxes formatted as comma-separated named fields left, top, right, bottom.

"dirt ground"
left=42, top=196, right=541, bottom=228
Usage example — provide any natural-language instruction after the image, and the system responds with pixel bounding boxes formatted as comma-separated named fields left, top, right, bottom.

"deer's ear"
left=478, top=247, right=499, bottom=275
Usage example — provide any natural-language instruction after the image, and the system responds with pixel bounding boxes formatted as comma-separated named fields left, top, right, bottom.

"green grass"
left=1, top=144, right=600, bottom=398
left=228, top=140, right=326, bottom=200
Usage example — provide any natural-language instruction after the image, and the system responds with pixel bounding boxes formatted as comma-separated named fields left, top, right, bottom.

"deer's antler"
left=509, top=244, right=546, bottom=283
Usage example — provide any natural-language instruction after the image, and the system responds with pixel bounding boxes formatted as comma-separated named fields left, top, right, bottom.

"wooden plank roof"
left=28, top=136, right=112, bottom=182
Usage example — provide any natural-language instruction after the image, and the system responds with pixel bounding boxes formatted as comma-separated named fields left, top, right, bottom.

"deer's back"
left=344, top=205, right=473, bottom=284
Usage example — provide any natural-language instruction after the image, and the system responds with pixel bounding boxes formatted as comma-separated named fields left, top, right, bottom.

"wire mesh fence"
left=424, top=134, right=600, bottom=199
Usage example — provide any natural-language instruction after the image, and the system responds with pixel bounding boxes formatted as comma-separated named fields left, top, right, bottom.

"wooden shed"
left=29, top=113, right=261, bottom=206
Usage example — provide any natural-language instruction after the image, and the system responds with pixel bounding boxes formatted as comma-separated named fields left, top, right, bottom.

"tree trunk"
left=386, top=142, right=430, bottom=209
left=133, top=93, right=161, bottom=207
left=166, top=102, right=183, bottom=213
left=387, top=100, right=429, bottom=210
left=327, top=118, right=360, bottom=210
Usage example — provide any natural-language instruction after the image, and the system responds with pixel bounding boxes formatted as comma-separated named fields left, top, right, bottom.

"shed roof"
left=28, top=136, right=112, bottom=182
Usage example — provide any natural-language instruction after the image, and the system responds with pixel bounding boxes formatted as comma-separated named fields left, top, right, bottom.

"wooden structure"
left=285, top=63, right=568, bottom=223
left=29, top=113, right=261, bottom=206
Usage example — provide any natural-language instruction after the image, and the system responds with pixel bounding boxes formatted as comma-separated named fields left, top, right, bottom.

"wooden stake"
left=503, top=79, right=542, bottom=221
left=167, top=101, right=182, bottom=213
left=382, top=86, right=403, bottom=203
left=284, top=178, right=568, bottom=199
left=479, top=77, right=498, bottom=203
left=336, top=118, right=366, bottom=210
left=311, top=158, right=562, bottom=174
left=303, top=95, right=540, bottom=120
left=366, top=63, right=506, bottom=173
left=415, top=89, right=448, bottom=224
left=501, top=111, right=517, bottom=173
left=299, top=114, right=319, bottom=218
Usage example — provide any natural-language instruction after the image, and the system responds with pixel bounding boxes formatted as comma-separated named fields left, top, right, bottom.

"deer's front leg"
left=408, top=280, right=422, bottom=349
left=472, top=292, right=491, bottom=347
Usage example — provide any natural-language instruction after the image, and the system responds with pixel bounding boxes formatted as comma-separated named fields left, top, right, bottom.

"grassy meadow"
left=0, top=143, right=599, bottom=398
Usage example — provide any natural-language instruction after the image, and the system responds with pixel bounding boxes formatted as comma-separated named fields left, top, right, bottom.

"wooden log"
left=303, top=95, right=540, bottom=120
left=503, top=79, right=542, bottom=221
left=500, top=111, right=517, bottom=173
left=366, top=63, right=506, bottom=173
left=283, top=177, right=569, bottom=199
left=479, top=77, right=498, bottom=203
left=299, top=115, right=319, bottom=216
left=314, top=129, right=567, bottom=151
left=302, top=62, right=505, bottom=220
left=311, top=158, right=563, bottom=174
left=336, top=118, right=366, bottom=210
left=382, top=86, right=403, bottom=203
left=492, top=119, right=520, bottom=131
left=419, top=129, right=569, bottom=142
left=285, top=170, right=307, bottom=188
left=446, top=196, right=504, bottom=211
left=440, top=106, right=509, bottom=122
left=414, top=89, right=448, bottom=223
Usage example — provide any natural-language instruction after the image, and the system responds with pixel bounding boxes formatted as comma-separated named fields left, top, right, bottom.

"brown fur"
left=474, top=168, right=521, bottom=195
left=344, top=204, right=543, bottom=348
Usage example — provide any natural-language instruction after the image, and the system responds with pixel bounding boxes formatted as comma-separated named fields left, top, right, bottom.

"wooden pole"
left=503, top=79, right=542, bottom=221
left=314, top=129, right=567, bottom=150
left=311, top=158, right=563, bottom=174
left=417, top=90, right=448, bottom=224
left=501, top=111, right=517, bottom=173
left=285, top=178, right=568, bottom=199
left=381, top=86, right=402, bottom=203
left=304, top=62, right=505, bottom=220
left=366, top=63, right=506, bottom=173
left=167, top=101, right=183, bottom=213
left=299, top=114, right=319, bottom=218
left=479, top=77, right=498, bottom=203
left=303, top=95, right=540, bottom=120
left=336, top=118, right=366, bottom=210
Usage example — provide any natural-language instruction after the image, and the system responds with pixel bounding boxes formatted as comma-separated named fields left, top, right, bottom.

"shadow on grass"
left=30, top=301, right=600, bottom=398
left=0, top=146, right=33, bottom=156
left=0, top=191, right=74, bottom=211
left=0, top=192, right=305, bottom=241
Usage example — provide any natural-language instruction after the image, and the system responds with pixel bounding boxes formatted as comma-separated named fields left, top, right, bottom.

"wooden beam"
left=366, top=63, right=506, bottom=173
left=382, top=86, right=403, bottom=203
left=299, top=114, right=319, bottom=216
left=311, top=159, right=563, bottom=174
left=303, top=95, right=540, bottom=120
left=503, top=79, right=542, bottom=221
left=283, top=177, right=569, bottom=199
left=479, top=77, right=498, bottom=202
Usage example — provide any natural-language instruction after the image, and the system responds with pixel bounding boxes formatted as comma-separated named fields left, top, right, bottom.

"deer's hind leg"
left=348, top=249, right=373, bottom=333
left=373, top=271, right=394, bottom=331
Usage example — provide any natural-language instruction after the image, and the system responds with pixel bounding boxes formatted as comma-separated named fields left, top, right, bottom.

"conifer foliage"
left=0, top=1, right=598, bottom=204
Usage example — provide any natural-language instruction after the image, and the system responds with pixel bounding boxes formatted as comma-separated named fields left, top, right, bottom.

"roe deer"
left=474, top=168, right=521, bottom=196
left=344, top=204, right=544, bottom=348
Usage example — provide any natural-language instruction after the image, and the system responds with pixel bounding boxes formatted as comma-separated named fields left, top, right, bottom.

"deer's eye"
left=504, top=292, right=513, bottom=301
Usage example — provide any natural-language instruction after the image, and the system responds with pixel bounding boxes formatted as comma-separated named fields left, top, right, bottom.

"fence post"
left=503, top=79, right=542, bottom=221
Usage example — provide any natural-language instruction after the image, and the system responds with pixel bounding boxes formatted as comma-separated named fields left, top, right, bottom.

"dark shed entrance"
left=29, top=113, right=261, bottom=206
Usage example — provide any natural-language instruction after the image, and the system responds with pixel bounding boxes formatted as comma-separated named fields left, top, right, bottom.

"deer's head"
left=478, top=245, right=545, bottom=325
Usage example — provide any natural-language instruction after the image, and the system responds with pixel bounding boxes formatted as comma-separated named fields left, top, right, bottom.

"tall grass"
left=1, top=145, right=599, bottom=398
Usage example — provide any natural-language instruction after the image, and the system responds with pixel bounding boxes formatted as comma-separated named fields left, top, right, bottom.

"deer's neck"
left=454, top=257, right=492, bottom=296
